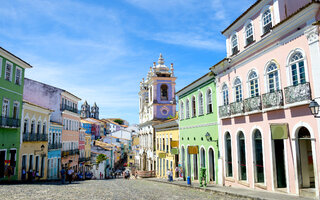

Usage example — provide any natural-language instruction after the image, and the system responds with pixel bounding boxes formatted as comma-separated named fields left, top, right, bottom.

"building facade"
left=19, top=101, right=51, bottom=180
left=177, top=73, right=220, bottom=184
left=155, top=118, right=179, bottom=179
left=138, top=54, right=176, bottom=172
left=0, top=47, right=32, bottom=181
left=48, top=122, right=62, bottom=180
left=211, top=0, right=320, bottom=198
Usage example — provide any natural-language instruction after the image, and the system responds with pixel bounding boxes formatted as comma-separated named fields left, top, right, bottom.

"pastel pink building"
left=211, top=0, right=320, bottom=198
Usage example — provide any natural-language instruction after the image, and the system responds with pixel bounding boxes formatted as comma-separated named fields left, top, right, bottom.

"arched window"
left=198, top=93, right=204, bottom=115
left=289, top=52, right=306, bottom=86
left=160, top=84, right=168, bottom=100
left=37, top=121, right=41, bottom=134
left=253, top=130, right=264, bottom=183
left=31, top=120, right=35, bottom=134
left=231, top=34, right=238, bottom=55
left=245, top=23, right=254, bottom=45
left=222, top=84, right=229, bottom=105
left=43, top=122, right=46, bottom=134
left=238, top=131, right=246, bottom=180
left=186, top=99, right=190, bottom=119
left=262, top=9, right=272, bottom=34
left=23, top=119, right=28, bottom=134
left=234, top=78, right=242, bottom=102
left=149, top=86, right=153, bottom=102
left=200, top=148, right=206, bottom=168
left=266, top=63, right=280, bottom=92
left=225, top=132, right=232, bottom=177
left=207, top=89, right=213, bottom=114
left=248, top=71, right=259, bottom=97
left=180, top=101, right=184, bottom=120
left=191, top=96, right=196, bottom=117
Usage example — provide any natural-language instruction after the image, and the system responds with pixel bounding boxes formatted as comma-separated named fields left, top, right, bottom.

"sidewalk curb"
left=145, top=179, right=265, bottom=200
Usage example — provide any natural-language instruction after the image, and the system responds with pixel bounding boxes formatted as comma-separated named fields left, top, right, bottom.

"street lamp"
left=309, top=99, right=320, bottom=118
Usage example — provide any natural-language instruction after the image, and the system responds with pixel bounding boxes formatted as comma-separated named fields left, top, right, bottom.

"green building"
left=0, top=47, right=32, bottom=181
left=177, top=72, right=220, bottom=184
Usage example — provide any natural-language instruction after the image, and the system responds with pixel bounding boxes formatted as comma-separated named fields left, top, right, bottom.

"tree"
left=96, top=154, right=107, bottom=164
left=114, top=119, right=124, bottom=125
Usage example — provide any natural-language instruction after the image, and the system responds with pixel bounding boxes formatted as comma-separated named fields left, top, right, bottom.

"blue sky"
left=0, top=0, right=255, bottom=124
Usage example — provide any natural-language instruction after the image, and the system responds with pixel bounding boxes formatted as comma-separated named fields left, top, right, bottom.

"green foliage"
left=96, top=154, right=107, bottom=164
left=114, top=119, right=124, bottom=125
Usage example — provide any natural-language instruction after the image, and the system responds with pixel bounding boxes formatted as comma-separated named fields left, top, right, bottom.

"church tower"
left=138, top=54, right=176, bottom=171
left=80, top=100, right=90, bottom=118
left=91, top=102, right=99, bottom=119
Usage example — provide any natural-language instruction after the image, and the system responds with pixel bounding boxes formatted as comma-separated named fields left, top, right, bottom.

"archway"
left=200, top=148, right=206, bottom=168
left=181, top=146, right=186, bottom=180
left=208, top=148, right=215, bottom=182
left=253, top=129, right=264, bottom=183
left=193, top=154, right=198, bottom=180
left=187, top=147, right=191, bottom=177
left=297, top=127, right=315, bottom=188
left=238, top=131, right=246, bottom=181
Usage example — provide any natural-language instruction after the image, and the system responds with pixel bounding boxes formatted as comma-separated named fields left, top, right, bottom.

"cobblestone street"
left=0, top=179, right=246, bottom=200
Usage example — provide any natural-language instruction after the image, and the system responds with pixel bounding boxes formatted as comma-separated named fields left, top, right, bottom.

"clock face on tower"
left=160, top=106, right=169, bottom=116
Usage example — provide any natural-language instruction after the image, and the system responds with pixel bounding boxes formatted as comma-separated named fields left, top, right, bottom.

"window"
left=191, top=96, right=196, bottom=117
left=9, top=149, right=16, bottom=174
left=198, top=93, right=204, bottom=115
left=160, top=84, right=168, bottom=100
left=15, top=67, right=22, bottom=85
left=186, top=99, right=190, bottom=118
left=43, top=122, right=46, bottom=134
left=180, top=101, right=184, bottom=120
left=23, top=119, right=28, bottom=134
left=37, top=121, right=42, bottom=134
left=5, top=61, right=13, bottom=81
left=289, top=52, right=305, bottom=86
left=0, top=57, right=2, bottom=77
left=207, top=89, right=213, bottom=113
left=248, top=71, right=259, bottom=97
left=29, top=155, right=34, bottom=171
left=266, top=63, right=280, bottom=92
left=253, top=130, right=264, bottom=183
left=262, top=9, right=272, bottom=34
left=234, top=78, right=242, bottom=102
left=231, top=34, right=238, bottom=55
left=238, top=131, right=246, bottom=180
left=2, top=99, right=9, bottom=117
left=31, top=121, right=35, bottom=134
left=225, top=132, right=232, bottom=177
left=222, top=84, right=229, bottom=105
left=13, top=102, right=19, bottom=119
left=245, top=23, right=254, bottom=46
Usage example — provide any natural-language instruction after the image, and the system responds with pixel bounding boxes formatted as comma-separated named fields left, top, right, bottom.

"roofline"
left=221, top=0, right=262, bottom=35
left=0, top=47, right=33, bottom=69
left=23, top=100, right=53, bottom=112
left=176, top=72, right=213, bottom=96
left=210, top=58, right=228, bottom=71
left=61, top=90, right=81, bottom=101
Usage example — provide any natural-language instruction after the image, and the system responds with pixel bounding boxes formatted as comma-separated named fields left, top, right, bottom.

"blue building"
left=48, top=122, right=62, bottom=179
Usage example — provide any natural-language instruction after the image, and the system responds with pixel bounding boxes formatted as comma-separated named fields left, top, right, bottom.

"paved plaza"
left=0, top=179, right=247, bottom=200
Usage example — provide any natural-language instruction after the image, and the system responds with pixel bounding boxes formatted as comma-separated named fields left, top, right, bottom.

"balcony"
left=244, top=96, right=261, bottom=112
left=230, top=101, right=244, bottom=115
left=23, top=133, right=48, bottom=142
left=0, top=117, right=20, bottom=128
left=79, top=157, right=90, bottom=162
left=219, top=105, right=230, bottom=118
left=62, top=149, right=79, bottom=157
left=48, top=143, right=62, bottom=150
left=60, top=104, right=78, bottom=114
left=284, top=82, right=311, bottom=104
left=262, top=90, right=283, bottom=109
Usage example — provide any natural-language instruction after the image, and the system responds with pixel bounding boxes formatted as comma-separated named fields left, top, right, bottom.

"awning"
left=171, top=141, right=179, bottom=148
left=158, top=152, right=166, bottom=158
left=271, top=123, right=288, bottom=139
left=170, top=148, right=179, bottom=155
left=188, top=146, right=198, bottom=154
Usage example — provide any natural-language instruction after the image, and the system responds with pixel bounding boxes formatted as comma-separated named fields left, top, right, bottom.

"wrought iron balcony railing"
left=230, top=101, right=244, bottom=115
left=62, top=149, right=79, bottom=157
left=0, top=117, right=20, bottom=128
left=219, top=104, right=230, bottom=118
left=244, top=96, right=261, bottom=112
left=262, top=90, right=283, bottom=109
left=284, top=82, right=311, bottom=104
left=48, top=143, right=62, bottom=150
left=23, top=132, right=48, bottom=142
left=60, top=104, right=78, bottom=114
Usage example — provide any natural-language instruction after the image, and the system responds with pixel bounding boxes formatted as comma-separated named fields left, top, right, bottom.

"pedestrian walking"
left=60, top=168, right=66, bottom=184
left=22, top=168, right=26, bottom=181
left=68, top=168, right=74, bottom=184
left=169, top=169, right=173, bottom=182
left=167, top=169, right=171, bottom=182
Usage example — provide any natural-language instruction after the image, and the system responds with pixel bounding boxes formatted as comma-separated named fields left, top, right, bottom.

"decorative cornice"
left=305, top=25, right=319, bottom=45
left=179, top=122, right=219, bottom=130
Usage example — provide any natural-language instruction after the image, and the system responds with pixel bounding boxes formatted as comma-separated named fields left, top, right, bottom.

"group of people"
left=60, top=167, right=91, bottom=184
left=21, top=168, right=41, bottom=183
left=167, top=166, right=184, bottom=182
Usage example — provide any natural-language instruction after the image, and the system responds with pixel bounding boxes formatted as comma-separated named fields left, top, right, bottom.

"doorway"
left=0, top=151, right=5, bottom=178
left=297, top=127, right=315, bottom=188
left=181, top=147, right=186, bottom=180
left=274, top=139, right=287, bottom=188
left=209, top=148, right=215, bottom=182
left=193, top=154, right=198, bottom=180
left=187, top=150, right=191, bottom=177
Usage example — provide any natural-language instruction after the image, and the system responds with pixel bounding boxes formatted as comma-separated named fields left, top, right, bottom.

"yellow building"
left=84, top=133, right=91, bottom=171
left=155, top=117, right=179, bottom=179
left=19, top=100, right=52, bottom=180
